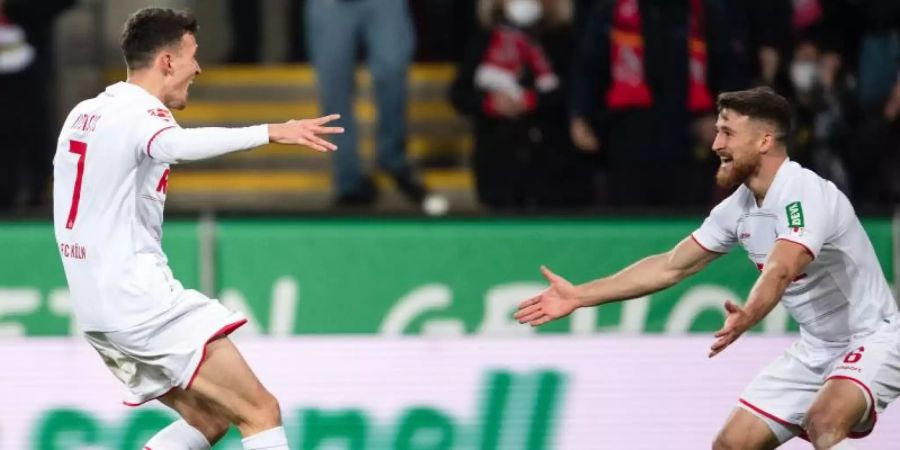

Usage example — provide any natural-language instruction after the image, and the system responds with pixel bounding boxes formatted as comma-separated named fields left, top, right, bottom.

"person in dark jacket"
left=451, top=0, right=594, bottom=210
left=0, top=0, right=75, bottom=211
left=569, top=0, right=736, bottom=208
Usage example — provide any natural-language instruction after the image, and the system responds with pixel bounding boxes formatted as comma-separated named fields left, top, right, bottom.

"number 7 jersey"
left=53, top=82, right=185, bottom=332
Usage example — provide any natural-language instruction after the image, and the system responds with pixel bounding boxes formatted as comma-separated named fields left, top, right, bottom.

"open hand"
left=269, top=114, right=344, bottom=152
left=709, top=300, right=750, bottom=358
left=514, top=266, right=581, bottom=327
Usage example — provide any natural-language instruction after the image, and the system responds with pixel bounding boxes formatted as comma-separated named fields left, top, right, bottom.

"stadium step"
left=105, top=64, right=478, bottom=213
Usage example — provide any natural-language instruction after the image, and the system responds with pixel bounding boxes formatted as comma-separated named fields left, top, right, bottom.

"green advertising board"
left=0, top=218, right=894, bottom=336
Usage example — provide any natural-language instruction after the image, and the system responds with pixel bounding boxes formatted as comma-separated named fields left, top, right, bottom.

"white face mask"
left=790, top=61, right=818, bottom=92
left=505, top=0, right=543, bottom=28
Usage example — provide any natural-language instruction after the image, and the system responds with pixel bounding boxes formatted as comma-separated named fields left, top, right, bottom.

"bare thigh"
left=804, top=378, right=869, bottom=441
left=713, top=408, right=783, bottom=450
left=187, top=336, right=281, bottom=434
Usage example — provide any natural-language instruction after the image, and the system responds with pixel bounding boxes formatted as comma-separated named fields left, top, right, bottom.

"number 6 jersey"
left=692, top=160, right=898, bottom=344
left=53, top=82, right=268, bottom=332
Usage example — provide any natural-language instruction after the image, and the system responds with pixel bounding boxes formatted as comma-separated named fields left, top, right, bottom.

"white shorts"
left=739, top=317, right=900, bottom=443
left=83, top=289, right=246, bottom=406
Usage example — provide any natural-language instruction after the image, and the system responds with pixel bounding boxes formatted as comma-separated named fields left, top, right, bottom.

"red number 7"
left=66, top=140, right=87, bottom=229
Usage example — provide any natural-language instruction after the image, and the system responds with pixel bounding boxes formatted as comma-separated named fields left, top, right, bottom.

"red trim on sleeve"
left=825, top=375, right=878, bottom=439
left=690, top=233, right=724, bottom=254
left=146, top=126, right=177, bottom=159
left=185, top=318, right=248, bottom=390
left=775, top=237, right=816, bottom=260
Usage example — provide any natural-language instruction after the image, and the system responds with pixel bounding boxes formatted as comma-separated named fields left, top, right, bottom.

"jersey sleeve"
left=691, top=194, right=739, bottom=254
left=148, top=125, right=269, bottom=164
left=134, top=107, right=181, bottom=160
left=774, top=179, right=832, bottom=259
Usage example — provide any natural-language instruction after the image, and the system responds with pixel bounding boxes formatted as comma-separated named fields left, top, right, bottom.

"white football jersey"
left=53, top=82, right=266, bottom=332
left=693, top=160, right=898, bottom=343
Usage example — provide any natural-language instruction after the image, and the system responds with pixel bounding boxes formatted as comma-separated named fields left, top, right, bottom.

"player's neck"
left=745, top=153, right=788, bottom=206
left=125, top=71, right=166, bottom=104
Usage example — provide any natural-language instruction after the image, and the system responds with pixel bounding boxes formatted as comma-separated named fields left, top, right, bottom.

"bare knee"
left=804, top=408, right=850, bottom=450
left=181, top=410, right=231, bottom=444
left=237, top=387, right=282, bottom=432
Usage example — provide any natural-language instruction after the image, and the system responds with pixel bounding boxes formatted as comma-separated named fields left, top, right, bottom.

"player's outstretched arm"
left=149, top=114, right=344, bottom=163
left=709, top=239, right=812, bottom=358
left=515, top=236, right=720, bottom=327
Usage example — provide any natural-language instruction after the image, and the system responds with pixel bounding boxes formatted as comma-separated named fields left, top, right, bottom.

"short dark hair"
left=717, top=87, right=792, bottom=143
left=121, top=8, right=198, bottom=71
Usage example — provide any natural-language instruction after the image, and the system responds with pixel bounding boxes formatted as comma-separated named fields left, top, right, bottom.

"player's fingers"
left=724, top=300, right=740, bottom=313
left=517, top=296, right=540, bottom=310
left=314, top=114, right=341, bottom=125
left=530, top=315, right=553, bottom=327
left=540, top=265, right=560, bottom=283
left=514, top=303, right=541, bottom=319
left=305, top=133, right=337, bottom=151
left=713, top=327, right=730, bottom=338
left=709, top=340, right=726, bottom=357
left=298, top=137, right=328, bottom=152
left=313, top=126, right=344, bottom=135
left=517, top=308, right=545, bottom=324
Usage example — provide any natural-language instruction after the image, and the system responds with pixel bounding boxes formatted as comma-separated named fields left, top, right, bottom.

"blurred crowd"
left=1, top=0, right=899, bottom=214
left=446, top=0, right=900, bottom=211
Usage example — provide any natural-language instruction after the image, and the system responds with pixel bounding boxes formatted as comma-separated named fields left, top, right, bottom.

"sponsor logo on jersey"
left=147, top=108, right=173, bottom=122
left=786, top=201, right=804, bottom=232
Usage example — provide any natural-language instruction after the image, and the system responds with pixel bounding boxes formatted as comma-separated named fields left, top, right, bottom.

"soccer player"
left=515, top=87, right=900, bottom=449
left=52, top=8, right=342, bottom=450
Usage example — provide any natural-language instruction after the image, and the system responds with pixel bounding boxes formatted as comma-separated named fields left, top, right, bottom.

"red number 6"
left=843, top=346, right=865, bottom=364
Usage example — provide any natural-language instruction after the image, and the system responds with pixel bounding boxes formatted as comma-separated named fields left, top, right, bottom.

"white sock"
left=829, top=441, right=857, bottom=450
left=241, top=426, right=289, bottom=449
left=143, top=419, right=211, bottom=450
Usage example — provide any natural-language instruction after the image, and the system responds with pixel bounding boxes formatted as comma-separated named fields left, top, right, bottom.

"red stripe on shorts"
left=185, top=318, right=249, bottom=390
left=825, top=375, right=878, bottom=439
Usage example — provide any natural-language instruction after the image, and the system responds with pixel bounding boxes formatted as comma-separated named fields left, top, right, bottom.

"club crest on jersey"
left=148, top=108, right=173, bottom=122
left=786, top=201, right=805, bottom=234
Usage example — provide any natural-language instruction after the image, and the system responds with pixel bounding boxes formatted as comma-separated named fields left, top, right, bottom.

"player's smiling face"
left=711, top=108, right=763, bottom=189
left=162, top=33, right=200, bottom=110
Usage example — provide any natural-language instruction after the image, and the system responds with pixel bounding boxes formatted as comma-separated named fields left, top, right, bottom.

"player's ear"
left=159, top=51, right=173, bottom=74
left=759, top=131, right=775, bottom=153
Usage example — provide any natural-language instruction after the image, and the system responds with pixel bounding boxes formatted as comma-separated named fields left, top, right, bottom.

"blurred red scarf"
left=607, top=0, right=713, bottom=112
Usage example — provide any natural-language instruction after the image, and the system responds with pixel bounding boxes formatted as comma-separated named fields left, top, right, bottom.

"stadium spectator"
left=570, top=0, right=736, bottom=208
left=0, top=0, right=75, bottom=211
left=856, top=0, right=900, bottom=109
left=225, top=0, right=307, bottom=64
left=305, top=0, right=435, bottom=209
left=450, top=0, right=594, bottom=210
left=788, top=38, right=853, bottom=195
left=853, top=73, right=900, bottom=207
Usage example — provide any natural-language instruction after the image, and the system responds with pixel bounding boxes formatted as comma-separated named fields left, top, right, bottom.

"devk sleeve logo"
left=786, top=201, right=805, bottom=235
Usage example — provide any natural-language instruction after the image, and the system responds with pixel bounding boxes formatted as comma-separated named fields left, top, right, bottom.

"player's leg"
left=187, top=336, right=289, bottom=449
left=712, top=408, right=781, bottom=450
left=803, top=378, right=869, bottom=450
left=144, top=387, right=232, bottom=449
